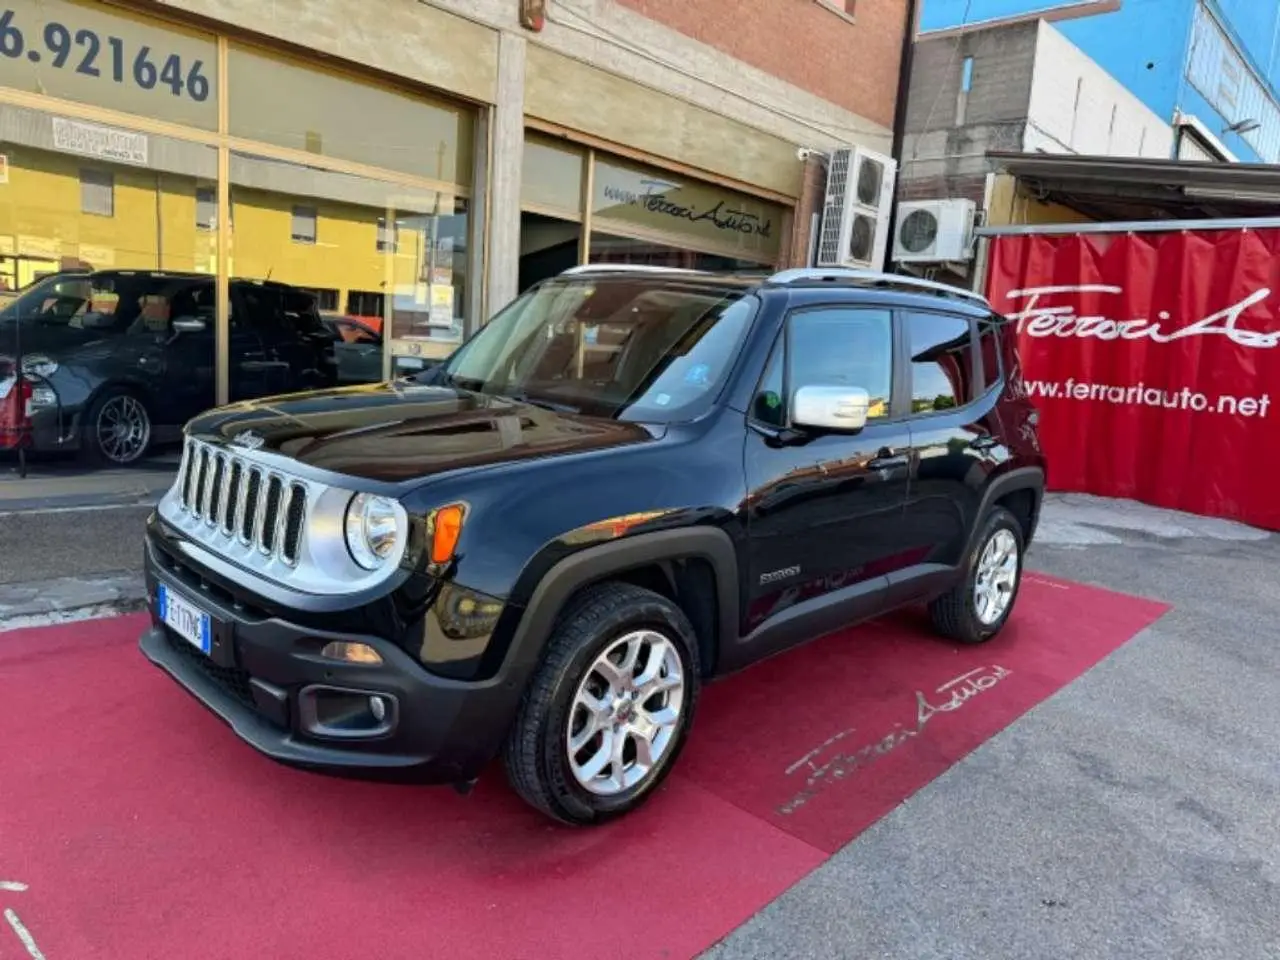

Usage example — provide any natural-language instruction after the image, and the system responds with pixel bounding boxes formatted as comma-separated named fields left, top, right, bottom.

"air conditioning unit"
left=891, top=198, right=976, bottom=263
left=815, top=146, right=897, bottom=271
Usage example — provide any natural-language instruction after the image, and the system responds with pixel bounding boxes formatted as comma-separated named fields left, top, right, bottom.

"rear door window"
left=903, top=311, right=975, bottom=414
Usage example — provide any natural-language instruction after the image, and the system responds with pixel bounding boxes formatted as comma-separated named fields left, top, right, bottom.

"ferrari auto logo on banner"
left=985, top=228, right=1280, bottom=532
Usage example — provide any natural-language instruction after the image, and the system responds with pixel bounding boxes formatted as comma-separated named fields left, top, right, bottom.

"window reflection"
left=229, top=151, right=470, bottom=380
left=589, top=232, right=765, bottom=271
left=788, top=308, right=893, bottom=419
left=907, top=312, right=971, bottom=412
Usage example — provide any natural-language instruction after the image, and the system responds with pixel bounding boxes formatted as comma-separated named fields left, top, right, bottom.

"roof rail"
left=767, top=267, right=990, bottom=306
left=560, top=264, right=712, bottom=276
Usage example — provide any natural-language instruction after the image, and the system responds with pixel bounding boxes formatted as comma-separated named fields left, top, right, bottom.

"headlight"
left=22, top=355, right=58, bottom=378
left=344, top=493, right=404, bottom=570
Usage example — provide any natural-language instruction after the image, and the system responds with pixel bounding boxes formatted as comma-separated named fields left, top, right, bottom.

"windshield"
left=0, top=273, right=99, bottom=326
left=0, top=272, right=321, bottom=340
left=435, top=276, right=758, bottom=422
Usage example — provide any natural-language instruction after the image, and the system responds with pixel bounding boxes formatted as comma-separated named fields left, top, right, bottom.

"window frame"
left=79, top=167, right=115, bottom=218
left=290, top=205, right=318, bottom=245
left=976, top=312, right=1005, bottom=393
left=748, top=302, right=900, bottom=430
left=896, top=307, right=989, bottom=422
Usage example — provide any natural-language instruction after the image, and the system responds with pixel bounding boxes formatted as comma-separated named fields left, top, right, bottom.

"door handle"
left=867, top=450, right=909, bottom=470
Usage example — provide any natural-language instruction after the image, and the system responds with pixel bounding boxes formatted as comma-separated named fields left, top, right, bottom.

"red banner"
left=985, top=228, right=1280, bottom=532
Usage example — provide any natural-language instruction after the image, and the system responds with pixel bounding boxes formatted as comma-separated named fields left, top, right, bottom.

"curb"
left=0, top=572, right=148, bottom=632
left=0, top=482, right=170, bottom=515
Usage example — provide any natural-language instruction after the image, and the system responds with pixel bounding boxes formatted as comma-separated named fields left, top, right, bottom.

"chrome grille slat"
left=207, top=454, right=227, bottom=528
left=242, top=468, right=262, bottom=544
left=281, top=483, right=306, bottom=566
left=276, top=483, right=296, bottom=566
left=221, top=459, right=242, bottom=535
left=176, top=441, right=194, bottom=512
left=195, top=448, right=212, bottom=520
left=170, top=440, right=309, bottom=566
left=232, top=462, right=251, bottom=542
left=252, top=469, right=272, bottom=554
left=260, top=475, right=283, bottom=555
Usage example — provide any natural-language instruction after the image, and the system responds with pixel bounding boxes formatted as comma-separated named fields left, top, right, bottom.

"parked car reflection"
left=319, top=312, right=384, bottom=385
left=0, top=270, right=338, bottom=466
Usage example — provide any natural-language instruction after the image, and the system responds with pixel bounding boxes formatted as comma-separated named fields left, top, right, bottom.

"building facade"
left=0, top=0, right=909, bottom=409
left=892, top=16, right=1169, bottom=284
left=921, top=0, right=1280, bottom=164
left=899, top=18, right=1173, bottom=205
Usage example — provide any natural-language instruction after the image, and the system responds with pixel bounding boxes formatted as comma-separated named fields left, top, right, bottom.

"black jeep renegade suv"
left=139, top=265, right=1046, bottom=825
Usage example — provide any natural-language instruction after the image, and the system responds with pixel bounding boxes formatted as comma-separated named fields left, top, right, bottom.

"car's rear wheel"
left=502, top=581, right=700, bottom=825
left=81, top=387, right=152, bottom=467
left=928, top=505, right=1025, bottom=644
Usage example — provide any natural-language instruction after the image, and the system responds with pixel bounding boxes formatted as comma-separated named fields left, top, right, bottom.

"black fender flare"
left=498, top=526, right=740, bottom=685
left=964, top=466, right=1046, bottom=559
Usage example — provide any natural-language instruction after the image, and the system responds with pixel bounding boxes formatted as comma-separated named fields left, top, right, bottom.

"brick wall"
left=611, top=0, right=909, bottom=130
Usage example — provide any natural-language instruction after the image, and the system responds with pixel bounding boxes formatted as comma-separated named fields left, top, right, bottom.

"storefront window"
left=520, top=212, right=581, bottom=292
left=0, top=104, right=218, bottom=282
left=517, top=131, right=787, bottom=295
left=592, top=155, right=783, bottom=264
left=229, top=151, right=469, bottom=380
left=0, top=0, right=218, bottom=129
left=0, top=104, right=220, bottom=463
left=1, top=6, right=482, bottom=471
left=227, top=42, right=473, bottom=184
left=588, top=232, right=764, bottom=271
left=521, top=134, right=584, bottom=217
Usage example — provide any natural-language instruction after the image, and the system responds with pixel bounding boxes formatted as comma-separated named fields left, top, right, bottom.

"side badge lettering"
left=760, top=565, right=801, bottom=585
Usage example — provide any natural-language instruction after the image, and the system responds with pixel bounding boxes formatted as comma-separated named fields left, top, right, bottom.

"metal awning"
left=983, top=150, right=1280, bottom=224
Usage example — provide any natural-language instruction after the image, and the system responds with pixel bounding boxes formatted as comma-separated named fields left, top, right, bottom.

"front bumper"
left=139, top=529, right=525, bottom=785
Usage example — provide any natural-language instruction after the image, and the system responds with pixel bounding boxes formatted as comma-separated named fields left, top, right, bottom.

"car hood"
left=187, top=382, right=664, bottom=485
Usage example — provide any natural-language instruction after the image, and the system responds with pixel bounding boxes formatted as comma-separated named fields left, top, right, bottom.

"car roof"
left=83, top=269, right=303, bottom=293
left=549, top=265, right=993, bottom=317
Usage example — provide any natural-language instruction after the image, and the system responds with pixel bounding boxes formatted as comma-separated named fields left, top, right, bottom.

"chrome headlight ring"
left=343, top=492, right=408, bottom=571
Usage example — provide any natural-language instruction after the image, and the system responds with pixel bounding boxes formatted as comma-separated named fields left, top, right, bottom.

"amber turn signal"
left=319, top=641, right=383, bottom=665
left=430, top=503, right=465, bottom=565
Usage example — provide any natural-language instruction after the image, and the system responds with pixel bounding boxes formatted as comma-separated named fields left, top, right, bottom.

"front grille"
left=176, top=439, right=308, bottom=566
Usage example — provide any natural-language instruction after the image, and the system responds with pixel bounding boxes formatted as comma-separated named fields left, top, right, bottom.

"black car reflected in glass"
left=0, top=270, right=337, bottom=466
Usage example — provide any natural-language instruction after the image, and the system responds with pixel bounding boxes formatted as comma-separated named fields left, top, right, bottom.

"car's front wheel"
left=503, top=581, right=700, bottom=825
left=81, top=387, right=153, bottom=467
left=928, top=505, right=1025, bottom=644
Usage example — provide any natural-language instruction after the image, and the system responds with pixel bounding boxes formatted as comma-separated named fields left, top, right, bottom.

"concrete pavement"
left=0, top=453, right=174, bottom=629
left=703, top=496, right=1280, bottom=960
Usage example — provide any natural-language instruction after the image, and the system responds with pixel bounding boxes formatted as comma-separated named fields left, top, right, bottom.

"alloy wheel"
left=96, top=394, right=151, bottom=465
left=973, top=528, right=1019, bottom=625
left=566, top=629, right=686, bottom=796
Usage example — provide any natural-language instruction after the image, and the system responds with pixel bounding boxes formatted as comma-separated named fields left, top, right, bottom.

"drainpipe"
left=891, top=0, right=920, bottom=164
left=885, top=0, right=921, bottom=272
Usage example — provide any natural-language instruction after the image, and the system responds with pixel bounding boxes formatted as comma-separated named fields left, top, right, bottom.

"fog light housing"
left=298, top=685, right=398, bottom=739
left=320, top=641, right=383, bottom=665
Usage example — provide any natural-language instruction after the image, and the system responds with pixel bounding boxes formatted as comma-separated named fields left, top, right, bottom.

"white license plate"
left=158, top=584, right=212, bottom=656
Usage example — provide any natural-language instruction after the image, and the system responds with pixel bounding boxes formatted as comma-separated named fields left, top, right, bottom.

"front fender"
left=480, top=523, right=741, bottom=686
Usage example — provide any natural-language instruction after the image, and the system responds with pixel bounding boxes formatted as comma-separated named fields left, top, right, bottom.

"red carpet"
left=0, top=574, right=1167, bottom=959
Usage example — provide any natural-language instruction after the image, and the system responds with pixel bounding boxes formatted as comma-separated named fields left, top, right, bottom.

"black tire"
left=928, top=505, right=1025, bottom=645
left=502, top=581, right=701, bottom=826
left=79, top=386, right=153, bottom=467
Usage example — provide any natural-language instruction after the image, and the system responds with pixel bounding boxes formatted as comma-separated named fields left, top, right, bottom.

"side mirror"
left=172, top=317, right=207, bottom=334
left=792, top=385, right=870, bottom=432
